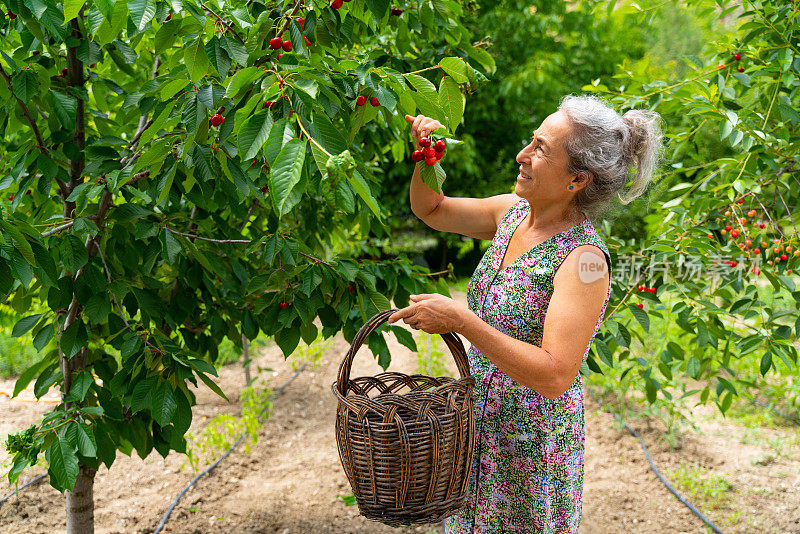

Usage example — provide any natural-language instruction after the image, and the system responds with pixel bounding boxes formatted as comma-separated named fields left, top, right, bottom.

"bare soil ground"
left=1, top=290, right=799, bottom=533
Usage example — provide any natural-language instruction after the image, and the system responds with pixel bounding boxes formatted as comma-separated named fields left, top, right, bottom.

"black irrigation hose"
left=0, top=473, right=48, bottom=510
left=152, top=362, right=307, bottom=534
left=586, top=388, right=724, bottom=534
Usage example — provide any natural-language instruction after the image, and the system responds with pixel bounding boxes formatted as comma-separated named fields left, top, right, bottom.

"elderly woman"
left=388, top=94, right=663, bottom=533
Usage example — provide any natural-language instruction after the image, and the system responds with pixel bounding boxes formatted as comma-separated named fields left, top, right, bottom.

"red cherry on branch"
left=737, top=198, right=744, bottom=204
left=210, top=114, right=224, bottom=126
left=734, top=53, right=741, bottom=60
left=391, top=8, right=403, bottom=15
left=279, top=302, right=289, bottom=309
left=165, top=14, right=171, bottom=21
left=332, top=0, right=343, bottom=8
left=347, top=285, right=355, bottom=293
left=434, top=140, right=446, bottom=152
left=264, top=100, right=274, bottom=109
left=297, top=17, right=305, bottom=29
left=422, top=146, right=436, bottom=158
left=32, top=50, right=40, bottom=55
left=781, top=254, right=788, bottom=261
left=424, top=156, right=437, bottom=166
left=356, top=95, right=366, bottom=106
left=724, top=225, right=732, bottom=232
left=648, top=287, right=656, bottom=293
left=370, top=96, right=380, bottom=107
left=419, top=137, right=431, bottom=147
left=7, top=9, right=16, bottom=19
left=635, top=303, right=643, bottom=309
left=282, top=40, right=292, bottom=52
left=737, top=67, right=744, bottom=73
left=411, top=150, right=424, bottom=162
left=637, top=285, right=644, bottom=291
left=729, top=261, right=738, bottom=267
left=435, top=150, right=444, bottom=160
left=731, top=229, right=740, bottom=238
left=753, top=248, right=760, bottom=254
left=304, top=36, right=312, bottom=47
left=759, top=222, right=766, bottom=228
left=270, top=37, right=283, bottom=49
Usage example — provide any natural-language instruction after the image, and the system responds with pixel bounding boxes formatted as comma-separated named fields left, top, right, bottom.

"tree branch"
left=0, top=63, right=50, bottom=158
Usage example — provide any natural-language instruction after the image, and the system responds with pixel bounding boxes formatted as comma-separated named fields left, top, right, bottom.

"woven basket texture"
left=332, top=308, right=476, bottom=527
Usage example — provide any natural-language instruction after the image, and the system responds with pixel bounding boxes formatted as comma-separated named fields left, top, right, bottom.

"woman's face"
left=515, top=111, right=574, bottom=200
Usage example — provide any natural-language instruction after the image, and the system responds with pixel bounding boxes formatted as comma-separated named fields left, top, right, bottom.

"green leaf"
left=128, top=0, right=156, bottom=31
left=0, top=221, right=36, bottom=266
left=225, top=66, right=259, bottom=98
left=84, top=294, right=111, bottom=324
left=131, top=376, right=157, bottom=413
left=205, top=36, right=231, bottom=79
left=60, top=235, right=88, bottom=273
left=438, top=57, right=469, bottom=83
left=138, top=99, right=178, bottom=147
left=184, top=37, right=209, bottom=83
left=269, top=138, right=306, bottom=218
left=686, top=356, right=700, bottom=379
left=629, top=304, right=649, bottom=332
left=76, top=423, right=97, bottom=457
left=12, top=70, right=40, bottom=102
left=48, top=431, right=78, bottom=492
left=311, top=111, right=347, bottom=155
left=364, top=0, right=389, bottom=21
left=12, top=313, right=44, bottom=338
left=62, top=0, right=84, bottom=22
left=12, top=354, right=53, bottom=397
left=67, top=371, right=93, bottom=402
left=346, top=169, right=380, bottom=218
left=438, top=76, right=464, bottom=132
left=151, top=381, right=177, bottom=427
left=52, top=90, right=78, bottom=130
left=760, top=351, right=772, bottom=376
left=197, top=372, right=229, bottom=402
left=238, top=111, right=273, bottom=161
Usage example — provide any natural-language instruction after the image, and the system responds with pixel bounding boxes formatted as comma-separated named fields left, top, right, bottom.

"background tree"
left=0, top=0, right=491, bottom=530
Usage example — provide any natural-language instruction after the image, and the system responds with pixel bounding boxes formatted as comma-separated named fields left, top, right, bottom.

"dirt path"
left=1, top=290, right=799, bottom=533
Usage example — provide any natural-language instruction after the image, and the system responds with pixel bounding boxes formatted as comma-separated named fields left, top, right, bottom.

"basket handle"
left=336, top=308, right=471, bottom=397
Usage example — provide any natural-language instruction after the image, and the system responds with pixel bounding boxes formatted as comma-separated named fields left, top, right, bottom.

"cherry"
left=637, top=285, right=644, bottom=291
left=370, top=96, right=380, bottom=107
left=434, top=140, right=446, bottom=152
left=734, top=53, right=741, bottom=61
left=739, top=217, right=747, bottom=224
left=787, top=246, right=793, bottom=252
left=731, top=229, right=740, bottom=238
left=270, top=37, right=283, bottom=49
left=435, top=150, right=444, bottom=161
left=304, top=36, right=312, bottom=47
left=424, top=156, right=437, bottom=166
left=729, top=261, right=738, bottom=267
left=774, top=238, right=781, bottom=244
left=264, top=100, right=274, bottom=109
left=753, top=248, right=760, bottom=254
left=718, top=63, right=725, bottom=69
left=724, top=210, right=730, bottom=216
left=419, top=137, right=431, bottom=147
left=648, top=286, right=656, bottom=293
left=277, top=53, right=283, bottom=60
left=794, top=250, right=800, bottom=257
left=780, top=254, right=788, bottom=261
left=356, top=95, right=366, bottom=106
left=391, top=8, right=403, bottom=15
left=411, top=150, right=424, bottom=162
left=32, top=50, right=40, bottom=56
left=737, top=67, right=744, bottom=73
left=7, top=9, right=16, bottom=19
left=279, top=301, right=289, bottom=309
left=737, top=198, right=744, bottom=204
left=7, top=195, right=13, bottom=201
left=332, top=0, right=343, bottom=8
left=422, top=146, right=436, bottom=158
left=26, top=190, right=30, bottom=195
left=635, top=303, right=643, bottom=309
left=296, top=17, right=305, bottom=29
left=745, top=239, right=752, bottom=247
left=347, top=285, right=355, bottom=293
left=282, top=40, right=292, bottom=52
left=209, top=114, right=225, bottom=126
left=62, top=67, right=68, bottom=75
left=165, top=14, right=171, bottom=21
left=725, top=225, right=732, bottom=232
left=761, top=241, right=768, bottom=248
left=747, top=209, right=757, bottom=217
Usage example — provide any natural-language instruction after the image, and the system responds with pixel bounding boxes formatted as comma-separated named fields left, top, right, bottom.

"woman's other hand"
left=405, top=114, right=445, bottom=146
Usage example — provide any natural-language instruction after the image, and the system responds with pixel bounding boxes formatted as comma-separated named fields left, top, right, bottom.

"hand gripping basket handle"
left=335, top=308, right=471, bottom=397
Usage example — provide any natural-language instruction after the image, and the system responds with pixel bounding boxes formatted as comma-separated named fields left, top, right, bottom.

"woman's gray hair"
left=557, top=94, right=665, bottom=220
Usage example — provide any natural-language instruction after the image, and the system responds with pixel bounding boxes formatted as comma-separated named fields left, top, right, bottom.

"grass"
left=0, top=306, right=43, bottom=378
left=665, top=462, right=736, bottom=514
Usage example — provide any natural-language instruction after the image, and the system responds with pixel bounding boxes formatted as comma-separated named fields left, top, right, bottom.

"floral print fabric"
left=443, top=198, right=612, bottom=533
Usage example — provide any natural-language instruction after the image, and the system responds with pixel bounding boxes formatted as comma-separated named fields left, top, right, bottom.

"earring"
left=569, top=186, right=573, bottom=190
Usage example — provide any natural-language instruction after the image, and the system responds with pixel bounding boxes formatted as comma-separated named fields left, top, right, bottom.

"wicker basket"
left=331, top=308, right=476, bottom=527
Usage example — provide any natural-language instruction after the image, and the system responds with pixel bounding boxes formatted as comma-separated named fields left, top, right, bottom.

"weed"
left=665, top=462, right=735, bottom=513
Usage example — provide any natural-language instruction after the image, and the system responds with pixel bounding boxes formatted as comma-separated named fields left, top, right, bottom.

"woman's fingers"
left=406, top=114, right=444, bottom=141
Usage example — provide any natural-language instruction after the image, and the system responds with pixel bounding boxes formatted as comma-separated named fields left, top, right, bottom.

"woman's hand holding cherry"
left=405, top=114, right=447, bottom=166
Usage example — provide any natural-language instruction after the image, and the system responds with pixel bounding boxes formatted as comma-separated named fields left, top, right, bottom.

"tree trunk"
left=66, top=464, right=96, bottom=534
left=242, top=333, right=252, bottom=386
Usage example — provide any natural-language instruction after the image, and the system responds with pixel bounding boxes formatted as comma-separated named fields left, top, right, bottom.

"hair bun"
left=622, top=109, right=653, bottom=161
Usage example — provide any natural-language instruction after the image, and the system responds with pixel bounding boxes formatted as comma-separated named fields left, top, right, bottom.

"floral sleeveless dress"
left=443, top=198, right=612, bottom=533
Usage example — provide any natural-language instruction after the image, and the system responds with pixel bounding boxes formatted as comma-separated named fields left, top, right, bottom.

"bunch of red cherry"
left=411, top=137, right=446, bottom=166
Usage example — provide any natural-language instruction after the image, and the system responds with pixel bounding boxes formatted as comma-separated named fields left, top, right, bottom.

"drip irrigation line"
left=153, top=362, right=307, bottom=534
left=0, top=474, right=48, bottom=509
left=748, top=396, right=800, bottom=425
left=586, top=388, right=724, bottom=534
